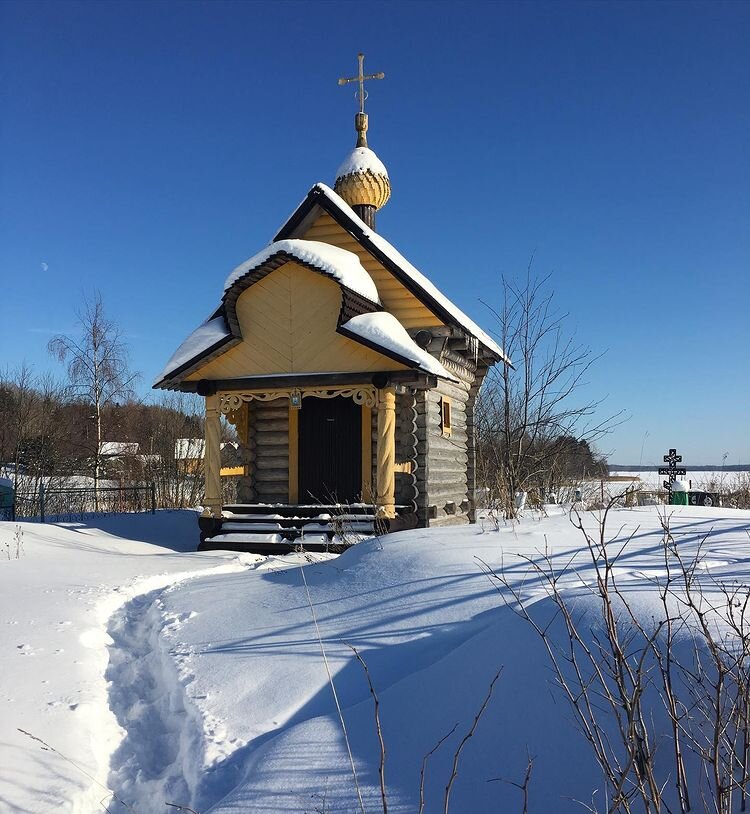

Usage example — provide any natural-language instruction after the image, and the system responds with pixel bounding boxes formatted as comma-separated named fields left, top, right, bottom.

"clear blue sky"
left=2, top=0, right=748, bottom=465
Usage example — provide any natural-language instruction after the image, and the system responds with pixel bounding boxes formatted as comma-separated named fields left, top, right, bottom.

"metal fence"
left=8, top=483, right=156, bottom=522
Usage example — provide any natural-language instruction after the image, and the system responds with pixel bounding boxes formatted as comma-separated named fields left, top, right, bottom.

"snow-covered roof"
left=175, top=438, right=205, bottom=460
left=174, top=439, right=237, bottom=460
left=224, top=239, right=380, bottom=305
left=335, top=147, right=389, bottom=180
left=99, top=441, right=139, bottom=457
left=341, top=312, right=458, bottom=381
left=277, top=184, right=510, bottom=365
left=154, top=316, right=231, bottom=387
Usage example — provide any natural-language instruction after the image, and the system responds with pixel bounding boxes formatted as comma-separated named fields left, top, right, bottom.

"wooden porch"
left=198, top=503, right=417, bottom=553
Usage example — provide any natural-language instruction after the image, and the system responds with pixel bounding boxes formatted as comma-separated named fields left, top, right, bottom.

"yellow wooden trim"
left=186, top=263, right=408, bottom=381
left=220, top=466, right=244, bottom=477
left=394, top=462, right=414, bottom=474
left=440, top=396, right=453, bottom=437
left=361, top=404, right=372, bottom=502
left=288, top=404, right=299, bottom=503
left=375, top=386, right=397, bottom=518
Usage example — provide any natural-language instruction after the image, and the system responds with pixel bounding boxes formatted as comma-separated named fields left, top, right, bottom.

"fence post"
left=150, top=482, right=156, bottom=515
left=40, top=483, right=45, bottom=523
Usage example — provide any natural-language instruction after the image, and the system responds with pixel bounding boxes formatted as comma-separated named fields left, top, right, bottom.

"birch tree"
left=48, top=293, right=138, bottom=507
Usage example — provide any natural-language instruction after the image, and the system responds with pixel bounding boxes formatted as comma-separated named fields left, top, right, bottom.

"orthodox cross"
left=338, top=53, right=385, bottom=114
left=658, top=448, right=686, bottom=498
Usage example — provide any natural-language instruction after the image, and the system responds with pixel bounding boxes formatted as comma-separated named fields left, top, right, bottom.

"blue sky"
left=1, top=0, right=748, bottom=465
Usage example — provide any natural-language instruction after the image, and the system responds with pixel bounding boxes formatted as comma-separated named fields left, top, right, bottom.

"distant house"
left=174, top=438, right=205, bottom=474
left=174, top=438, right=243, bottom=477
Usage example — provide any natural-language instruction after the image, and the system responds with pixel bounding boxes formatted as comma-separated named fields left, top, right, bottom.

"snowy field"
left=612, top=469, right=747, bottom=491
left=2, top=506, right=750, bottom=813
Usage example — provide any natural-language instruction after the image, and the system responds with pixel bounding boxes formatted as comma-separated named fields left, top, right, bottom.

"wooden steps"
left=198, top=503, right=416, bottom=553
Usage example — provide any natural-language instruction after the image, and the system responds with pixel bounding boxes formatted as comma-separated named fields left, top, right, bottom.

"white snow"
left=309, top=184, right=511, bottom=364
left=611, top=469, right=749, bottom=491
left=3, top=505, right=750, bottom=812
left=99, top=441, right=139, bottom=457
left=174, top=437, right=205, bottom=460
left=335, top=146, right=389, bottom=180
left=155, top=316, right=231, bottom=385
left=342, top=311, right=458, bottom=380
left=223, top=238, right=381, bottom=304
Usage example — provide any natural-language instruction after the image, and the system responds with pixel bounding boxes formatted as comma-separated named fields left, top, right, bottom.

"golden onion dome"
left=334, top=112, right=391, bottom=213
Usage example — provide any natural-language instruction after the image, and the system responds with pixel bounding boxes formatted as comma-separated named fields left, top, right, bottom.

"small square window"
left=440, top=397, right=452, bottom=437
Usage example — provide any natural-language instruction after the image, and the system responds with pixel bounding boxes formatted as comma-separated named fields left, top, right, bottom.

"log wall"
left=423, top=376, right=472, bottom=526
left=239, top=398, right=290, bottom=503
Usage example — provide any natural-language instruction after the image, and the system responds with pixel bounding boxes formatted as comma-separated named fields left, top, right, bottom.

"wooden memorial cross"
left=338, top=53, right=385, bottom=114
left=658, top=448, right=686, bottom=501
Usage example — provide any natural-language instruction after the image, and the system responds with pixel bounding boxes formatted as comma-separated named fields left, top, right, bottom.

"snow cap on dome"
left=334, top=112, right=391, bottom=213
left=336, top=146, right=389, bottom=181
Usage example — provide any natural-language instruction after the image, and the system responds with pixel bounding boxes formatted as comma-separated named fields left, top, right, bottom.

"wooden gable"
left=185, top=261, right=406, bottom=381
left=300, top=213, right=444, bottom=330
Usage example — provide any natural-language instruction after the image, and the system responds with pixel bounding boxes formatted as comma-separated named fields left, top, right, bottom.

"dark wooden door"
left=298, top=397, right=362, bottom=503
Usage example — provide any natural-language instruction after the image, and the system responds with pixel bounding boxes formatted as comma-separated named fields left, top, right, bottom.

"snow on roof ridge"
left=310, top=183, right=509, bottom=363
left=223, top=238, right=380, bottom=305
left=335, top=147, right=389, bottom=180
left=341, top=312, right=458, bottom=382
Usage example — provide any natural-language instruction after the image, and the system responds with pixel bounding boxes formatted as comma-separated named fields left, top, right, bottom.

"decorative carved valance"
left=219, top=385, right=378, bottom=416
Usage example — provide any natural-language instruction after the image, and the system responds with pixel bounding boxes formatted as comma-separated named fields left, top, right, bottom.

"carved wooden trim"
left=219, top=386, right=378, bottom=415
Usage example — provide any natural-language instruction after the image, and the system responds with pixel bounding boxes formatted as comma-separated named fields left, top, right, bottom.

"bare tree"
left=48, top=292, right=138, bottom=508
left=479, top=498, right=750, bottom=813
left=0, top=365, right=69, bottom=514
left=143, top=392, right=205, bottom=508
left=477, top=266, right=619, bottom=518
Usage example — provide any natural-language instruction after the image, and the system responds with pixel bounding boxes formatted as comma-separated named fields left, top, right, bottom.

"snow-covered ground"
left=612, top=469, right=748, bottom=491
left=2, top=506, right=749, bottom=812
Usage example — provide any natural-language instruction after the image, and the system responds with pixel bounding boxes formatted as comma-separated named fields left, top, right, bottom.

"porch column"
left=376, top=385, right=396, bottom=518
left=203, top=393, right=222, bottom=516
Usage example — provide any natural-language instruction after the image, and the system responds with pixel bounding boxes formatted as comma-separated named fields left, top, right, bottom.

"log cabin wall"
left=395, top=391, right=418, bottom=509
left=424, top=378, right=471, bottom=526
left=246, top=398, right=289, bottom=504
left=414, top=389, right=431, bottom=525
left=419, top=341, right=481, bottom=526
left=236, top=401, right=255, bottom=503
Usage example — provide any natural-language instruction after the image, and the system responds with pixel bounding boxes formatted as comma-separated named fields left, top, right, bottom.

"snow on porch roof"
left=275, top=183, right=511, bottom=366
left=153, top=315, right=232, bottom=387
left=223, top=238, right=380, bottom=305
left=340, top=312, right=458, bottom=382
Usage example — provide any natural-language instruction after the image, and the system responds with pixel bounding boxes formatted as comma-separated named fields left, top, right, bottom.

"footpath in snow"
left=2, top=506, right=750, bottom=813
left=0, top=511, right=262, bottom=813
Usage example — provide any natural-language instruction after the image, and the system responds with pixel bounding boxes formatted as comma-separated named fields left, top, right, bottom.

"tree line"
left=1, top=293, right=211, bottom=514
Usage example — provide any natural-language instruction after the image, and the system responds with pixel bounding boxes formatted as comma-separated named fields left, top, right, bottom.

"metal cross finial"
left=338, top=53, right=385, bottom=114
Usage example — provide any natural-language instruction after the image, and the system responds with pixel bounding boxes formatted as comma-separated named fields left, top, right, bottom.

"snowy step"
left=223, top=503, right=380, bottom=519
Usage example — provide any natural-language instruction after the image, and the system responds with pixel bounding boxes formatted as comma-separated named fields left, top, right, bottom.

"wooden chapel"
left=154, top=57, right=510, bottom=551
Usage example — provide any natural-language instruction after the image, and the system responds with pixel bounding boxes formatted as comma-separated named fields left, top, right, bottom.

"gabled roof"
left=154, top=240, right=457, bottom=389
left=224, top=239, right=380, bottom=304
left=275, top=183, right=511, bottom=365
